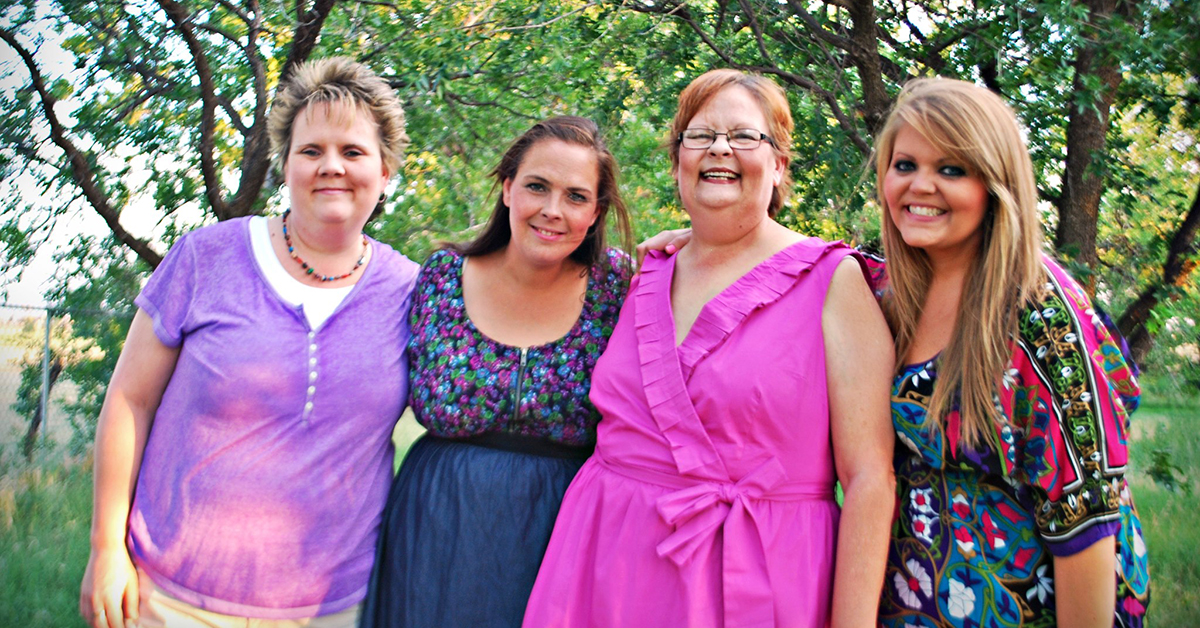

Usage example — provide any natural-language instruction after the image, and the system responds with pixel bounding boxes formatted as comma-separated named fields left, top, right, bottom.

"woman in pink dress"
left=523, top=69, right=896, bottom=627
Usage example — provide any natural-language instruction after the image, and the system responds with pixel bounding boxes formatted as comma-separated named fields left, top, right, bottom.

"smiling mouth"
left=907, top=205, right=946, bottom=217
left=533, top=226, right=563, bottom=237
left=701, top=170, right=738, bottom=181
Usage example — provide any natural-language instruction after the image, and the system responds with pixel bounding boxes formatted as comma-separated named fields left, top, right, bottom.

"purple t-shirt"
left=128, top=218, right=419, bottom=618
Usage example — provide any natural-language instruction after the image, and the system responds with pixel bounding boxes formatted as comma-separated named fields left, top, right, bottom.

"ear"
left=502, top=177, right=514, bottom=208
left=774, top=156, right=787, bottom=186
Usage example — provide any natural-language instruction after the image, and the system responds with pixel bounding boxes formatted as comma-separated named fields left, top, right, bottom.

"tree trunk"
left=1054, top=0, right=1127, bottom=272
left=22, top=357, right=64, bottom=461
left=1117, top=179, right=1200, bottom=365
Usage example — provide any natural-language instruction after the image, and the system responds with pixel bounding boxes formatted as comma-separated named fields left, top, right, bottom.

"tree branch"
left=281, top=0, right=338, bottom=84
left=158, top=0, right=229, bottom=218
left=1117, top=177, right=1200, bottom=364
left=0, top=28, right=163, bottom=268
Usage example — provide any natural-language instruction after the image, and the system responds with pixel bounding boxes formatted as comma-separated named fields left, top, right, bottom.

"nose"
left=910, top=168, right=936, bottom=194
left=318, top=153, right=345, bottom=176
left=540, top=193, right=566, bottom=219
left=708, top=133, right=733, bottom=155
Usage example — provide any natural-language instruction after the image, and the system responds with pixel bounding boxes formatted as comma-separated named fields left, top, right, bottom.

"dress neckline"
left=452, top=250, right=596, bottom=352
left=643, top=238, right=845, bottom=377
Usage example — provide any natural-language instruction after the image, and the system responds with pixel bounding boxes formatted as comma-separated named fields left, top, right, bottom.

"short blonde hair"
left=268, top=57, right=409, bottom=176
left=875, top=77, right=1043, bottom=448
left=668, top=69, right=794, bottom=217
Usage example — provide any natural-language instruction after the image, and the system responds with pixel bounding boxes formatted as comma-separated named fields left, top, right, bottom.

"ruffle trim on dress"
left=632, top=241, right=850, bottom=481
left=677, top=239, right=851, bottom=377
left=634, top=252, right=728, bottom=481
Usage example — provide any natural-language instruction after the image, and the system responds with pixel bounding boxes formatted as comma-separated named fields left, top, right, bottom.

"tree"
left=617, top=0, right=1199, bottom=363
left=1, top=0, right=1196, bottom=379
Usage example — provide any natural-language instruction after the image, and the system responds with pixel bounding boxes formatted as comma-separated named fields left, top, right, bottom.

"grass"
left=0, top=386, right=1195, bottom=627
left=1125, top=380, right=1200, bottom=626
left=0, top=451, right=93, bottom=627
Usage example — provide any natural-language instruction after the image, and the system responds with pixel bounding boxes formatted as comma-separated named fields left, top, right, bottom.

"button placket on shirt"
left=303, top=330, right=317, bottom=424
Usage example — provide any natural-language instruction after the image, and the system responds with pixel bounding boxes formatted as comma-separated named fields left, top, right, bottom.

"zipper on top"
left=512, top=347, right=528, bottom=424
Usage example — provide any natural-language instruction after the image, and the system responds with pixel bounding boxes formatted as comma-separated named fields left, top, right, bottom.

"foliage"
left=41, top=238, right=140, bottom=453
left=0, top=0, right=1197, bottom=377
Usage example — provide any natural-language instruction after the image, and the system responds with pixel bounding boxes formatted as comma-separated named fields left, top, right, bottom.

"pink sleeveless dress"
left=523, top=239, right=857, bottom=628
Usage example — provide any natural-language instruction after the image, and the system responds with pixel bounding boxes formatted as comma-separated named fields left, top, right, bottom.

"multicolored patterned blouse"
left=879, top=256, right=1150, bottom=628
left=407, top=248, right=631, bottom=446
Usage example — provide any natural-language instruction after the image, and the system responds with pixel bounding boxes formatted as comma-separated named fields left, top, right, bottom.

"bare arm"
left=1054, top=536, right=1117, bottom=628
left=79, top=309, right=180, bottom=628
left=823, top=257, right=896, bottom=628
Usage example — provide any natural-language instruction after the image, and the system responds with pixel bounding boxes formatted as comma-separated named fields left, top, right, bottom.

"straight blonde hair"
left=875, top=78, right=1044, bottom=448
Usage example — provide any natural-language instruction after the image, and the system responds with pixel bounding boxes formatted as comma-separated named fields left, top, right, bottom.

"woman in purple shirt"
left=79, top=58, right=419, bottom=627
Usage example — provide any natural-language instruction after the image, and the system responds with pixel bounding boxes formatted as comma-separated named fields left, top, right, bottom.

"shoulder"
left=597, top=247, right=633, bottom=283
left=152, top=218, right=250, bottom=276
left=1018, top=256, right=1092, bottom=345
left=366, top=237, right=420, bottom=282
left=584, top=248, right=632, bottom=307
left=415, top=248, right=463, bottom=285
left=172, top=217, right=249, bottom=255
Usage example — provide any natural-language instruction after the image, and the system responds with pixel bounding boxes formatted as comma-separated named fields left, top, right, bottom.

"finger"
left=124, top=575, right=140, bottom=625
left=669, top=232, right=692, bottom=252
left=102, top=599, right=124, bottom=628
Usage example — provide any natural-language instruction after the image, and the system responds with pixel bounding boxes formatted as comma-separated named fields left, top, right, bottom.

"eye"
left=939, top=165, right=968, bottom=177
left=683, top=129, right=716, bottom=142
left=344, top=147, right=365, bottom=157
left=298, top=147, right=320, bottom=157
left=568, top=191, right=590, bottom=203
left=729, top=129, right=761, bottom=142
left=892, top=159, right=916, bottom=172
left=525, top=182, right=547, bottom=193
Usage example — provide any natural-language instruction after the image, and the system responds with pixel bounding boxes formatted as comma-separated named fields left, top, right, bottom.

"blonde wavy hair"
left=875, top=78, right=1044, bottom=448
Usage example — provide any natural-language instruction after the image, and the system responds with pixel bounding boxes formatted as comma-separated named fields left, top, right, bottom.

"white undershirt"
left=249, top=216, right=358, bottom=329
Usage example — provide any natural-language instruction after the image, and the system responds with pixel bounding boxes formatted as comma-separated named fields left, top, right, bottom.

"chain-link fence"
left=0, top=303, right=134, bottom=462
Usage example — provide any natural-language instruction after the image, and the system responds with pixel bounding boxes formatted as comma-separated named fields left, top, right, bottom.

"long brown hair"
left=875, top=78, right=1043, bottom=448
left=450, top=116, right=632, bottom=268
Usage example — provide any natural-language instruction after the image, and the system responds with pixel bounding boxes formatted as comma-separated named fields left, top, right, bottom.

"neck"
left=287, top=211, right=365, bottom=255
left=684, top=213, right=780, bottom=267
left=925, top=247, right=977, bottom=289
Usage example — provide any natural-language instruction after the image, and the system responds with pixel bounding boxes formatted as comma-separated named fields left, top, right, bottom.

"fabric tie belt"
left=595, top=452, right=835, bottom=628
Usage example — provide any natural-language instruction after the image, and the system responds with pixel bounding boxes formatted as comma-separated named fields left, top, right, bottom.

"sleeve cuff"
left=1044, top=519, right=1120, bottom=557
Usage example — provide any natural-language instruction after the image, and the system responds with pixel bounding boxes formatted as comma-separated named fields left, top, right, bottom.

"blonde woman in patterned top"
left=874, top=78, right=1149, bottom=627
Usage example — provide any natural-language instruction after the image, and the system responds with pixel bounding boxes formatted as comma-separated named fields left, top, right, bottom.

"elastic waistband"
left=427, top=432, right=594, bottom=460
left=594, top=449, right=835, bottom=501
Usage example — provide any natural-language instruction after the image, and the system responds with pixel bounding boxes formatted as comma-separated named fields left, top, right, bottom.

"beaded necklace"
left=281, top=209, right=369, bottom=282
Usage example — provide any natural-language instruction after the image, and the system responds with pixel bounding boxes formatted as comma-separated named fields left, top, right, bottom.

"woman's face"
left=284, top=102, right=389, bottom=231
left=503, top=138, right=600, bottom=268
left=675, top=85, right=785, bottom=220
left=883, top=124, right=990, bottom=264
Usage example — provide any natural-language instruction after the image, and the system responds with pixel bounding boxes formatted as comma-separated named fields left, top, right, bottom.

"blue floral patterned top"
left=407, top=248, right=631, bottom=446
left=879, top=257, right=1150, bottom=628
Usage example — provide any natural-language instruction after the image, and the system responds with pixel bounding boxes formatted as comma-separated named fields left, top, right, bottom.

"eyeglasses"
left=678, top=128, right=774, bottom=150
